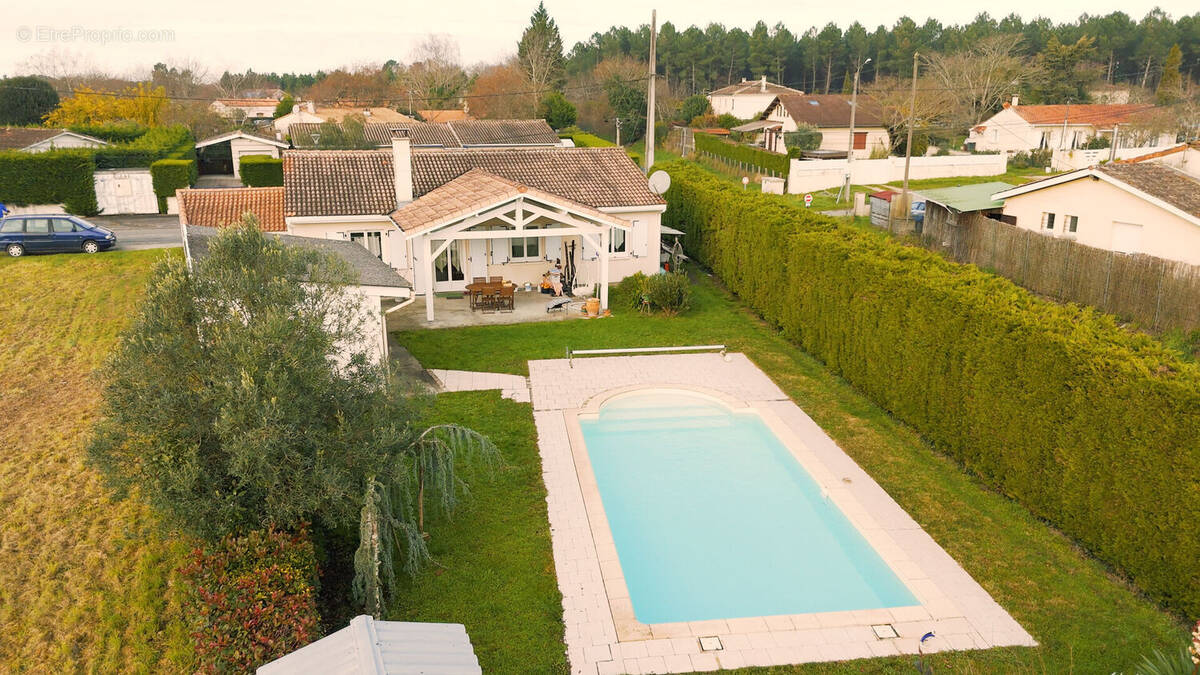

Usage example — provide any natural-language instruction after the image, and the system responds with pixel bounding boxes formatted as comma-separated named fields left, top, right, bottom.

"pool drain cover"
left=871, top=624, right=899, bottom=639
left=699, top=636, right=723, bottom=651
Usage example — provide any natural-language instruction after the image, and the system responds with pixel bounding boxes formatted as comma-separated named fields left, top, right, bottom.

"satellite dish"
left=647, top=170, right=671, bottom=195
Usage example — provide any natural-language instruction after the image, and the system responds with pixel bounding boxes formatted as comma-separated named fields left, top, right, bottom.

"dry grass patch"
left=0, top=250, right=194, bottom=672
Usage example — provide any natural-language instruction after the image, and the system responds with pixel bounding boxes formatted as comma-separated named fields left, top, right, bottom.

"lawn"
left=395, top=274, right=1188, bottom=673
left=0, top=249, right=194, bottom=672
left=390, top=391, right=568, bottom=674
left=883, top=166, right=1052, bottom=191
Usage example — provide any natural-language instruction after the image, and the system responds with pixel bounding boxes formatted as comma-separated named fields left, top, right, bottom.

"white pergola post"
left=599, top=227, right=610, bottom=310
left=422, top=235, right=435, bottom=322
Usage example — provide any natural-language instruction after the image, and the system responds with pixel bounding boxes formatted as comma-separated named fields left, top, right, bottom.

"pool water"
left=578, top=389, right=917, bottom=624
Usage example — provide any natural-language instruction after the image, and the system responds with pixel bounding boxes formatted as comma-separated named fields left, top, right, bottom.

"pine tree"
left=517, top=2, right=566, bottom=94
left=1156, top=44, right=1183, bottom=104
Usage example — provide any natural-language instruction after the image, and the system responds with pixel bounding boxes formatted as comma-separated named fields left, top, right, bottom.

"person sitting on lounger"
left=549, top=260, right=564, bottom=297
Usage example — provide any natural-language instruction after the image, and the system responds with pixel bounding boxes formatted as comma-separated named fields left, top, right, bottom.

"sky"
left=0, top=0, right=1194, bottom=79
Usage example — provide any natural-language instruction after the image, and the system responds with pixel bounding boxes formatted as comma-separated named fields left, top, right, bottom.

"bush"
left=694, top=132, right=789, bottom=176
left=559, top=127, right=616, bottom=148
left=0, top=149, right=99, bottom=215
left=1084, top=135, right=1111, bottom=149
left=68, top=122, right=150, bottom=144
left=618, top=271, right=652, bottom=310
left=0, top=76, right=58, bottom=125
left=657, top=159, right=1200, bottom=618
left=646, top=272, right=692, bottom=315
left=1010, top=148, right=1052, bottom=169
left=150, top=159, right=194, bottom=213
left=783, top=124, right=822, bottom=152
left=538, top=91, right=577, bottom=130
left=240, top=155, right=284, bottom=187
left=678, top=94, right=709, bottom=122
left=180, top=528, right=320, bottom=673
left=93, top=125, right=195, bottom=170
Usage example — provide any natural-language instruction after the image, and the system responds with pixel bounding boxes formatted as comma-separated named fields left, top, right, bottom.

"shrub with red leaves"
left=180, top=528, right=321, bottom=673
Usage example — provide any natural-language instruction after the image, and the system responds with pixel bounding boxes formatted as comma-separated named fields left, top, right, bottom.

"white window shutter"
left=544, top=235, right=561, bottom=261
left=581, top=233, right=597, bottom=260
left=631, top=220, right=648, bottom=257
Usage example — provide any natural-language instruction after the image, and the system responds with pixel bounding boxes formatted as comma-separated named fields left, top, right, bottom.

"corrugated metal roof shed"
left=257, top=615, right=481, bottom=675
left=918, top=181, right=1014, bottom=213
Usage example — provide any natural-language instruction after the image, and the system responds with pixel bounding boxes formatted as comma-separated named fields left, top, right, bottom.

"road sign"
left=804, top=193, right=813, bottom=207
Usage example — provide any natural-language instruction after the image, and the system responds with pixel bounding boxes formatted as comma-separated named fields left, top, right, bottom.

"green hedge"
left=93, top=125, right=195, bottom=172
left=658, top=160, right=1200, bottom=618
left=150, top=159, right=194, bottom=214
left=693, top=132, right=790, bottom=176
left=0, top=149, right=98, bottom=215
left=239, top=154, right=283, bottom=187
left=67, top=122, right=149, bottom=144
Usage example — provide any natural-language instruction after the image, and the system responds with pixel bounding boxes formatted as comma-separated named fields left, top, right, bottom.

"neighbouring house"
left=0, top=127, right=108, bottom=152
left=966, top=98, right=1173, bottom=154
left=180, top=218, right=411, bottom=365
left=238, top=87, right=287, bottom=101
left=916, top=181, right=1013, bottom=233
left=175, top=131, right=665, bottom=322
left=210, top=98, right=280, bottom=123
left=755, top=94, right=890, bottom=159
left=271, top=101, right=325, bottom=136
left=287, top=119, right=562, bottom=150
left=1117, top=141, right=1200, bottom=178
left=256, top=615, right=481, bottom=674
left=992, top=163, right=1200, bottom=265
left=1088, top=84, right=1132, bottom=104
left=194, top=130, right=290, bottom=180
left=708, top=77, right=804, bottom=119
left=418, top=109, right=472, bottom=124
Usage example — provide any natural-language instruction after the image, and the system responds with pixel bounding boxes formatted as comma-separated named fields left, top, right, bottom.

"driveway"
left=90, top=215, right=182, bottom=250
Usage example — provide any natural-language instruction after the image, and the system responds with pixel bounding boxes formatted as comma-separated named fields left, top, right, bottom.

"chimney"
left=1011, top=95, right=1019, bottom=107
left=391, top=129, right=413, bottom=207
left=761, top=75, right=767, bottom=93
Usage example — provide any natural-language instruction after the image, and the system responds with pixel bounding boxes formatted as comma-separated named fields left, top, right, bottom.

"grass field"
left=395, top=275, right=1188, bottom=673
left=391, top=391, right=568, bottom=674
left=0, top=250, right=194, bottom=672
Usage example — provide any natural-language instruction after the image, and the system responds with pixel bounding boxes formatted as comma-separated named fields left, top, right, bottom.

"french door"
left=433, top=241, right=466, bottom=291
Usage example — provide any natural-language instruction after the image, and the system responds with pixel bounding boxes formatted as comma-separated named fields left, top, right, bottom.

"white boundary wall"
left=787, top=154, right=1008, bottom=194
left=1051, top=145, right=1179, bottom=172
left=94, top=169, right=158, bottom=215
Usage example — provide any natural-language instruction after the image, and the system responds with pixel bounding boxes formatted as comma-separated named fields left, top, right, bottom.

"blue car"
left=910, top=200, right=926, bottom=224
left=1, top=215, right=117, bottom=257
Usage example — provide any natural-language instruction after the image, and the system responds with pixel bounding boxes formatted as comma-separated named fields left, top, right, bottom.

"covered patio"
left=392, top=168, right=634, bottom=323
left=385, top=292, right=585, bottom=331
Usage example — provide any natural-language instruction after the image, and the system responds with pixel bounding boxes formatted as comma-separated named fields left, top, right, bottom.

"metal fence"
left=919, top=211, right=1200, bottom=332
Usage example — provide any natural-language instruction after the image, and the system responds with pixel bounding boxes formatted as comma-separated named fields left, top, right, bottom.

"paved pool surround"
left=529, top=353, right=1035, bottom=674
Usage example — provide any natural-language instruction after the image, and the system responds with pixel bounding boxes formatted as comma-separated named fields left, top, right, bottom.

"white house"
left=194, top=131, right=290, bottom=180
left=756, top=94, right=890, bottom=159
left=210, top=98, right=279, bottom=122
left=274, top=103, right=416, bottom=136
left=0, top=127, right=108, bottom=152
left=257, top=615, right=481, bottom=675
left=708, top=77, right=803, bottom=119
left=177, top=133, right=665, bottom=323
left=967, top=98, right=1174, bottom=154
left=992, top=163, right=1200, bottom=265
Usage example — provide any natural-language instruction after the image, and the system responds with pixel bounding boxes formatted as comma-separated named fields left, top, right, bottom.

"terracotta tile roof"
left=283, top=146, right=663, bottom=218
left=768, top=94, right=885, bottom=128
left=447, top=119, right=560, bottom=146
left=710, top=79, right=803, bottom=97
left=1010, top=103, right=1157, bottom=127
left=0, top=127, right=69, bottom=150
left=1097, top=163, right=1200, bottom=219
left=288, top=122, right=461, bottom=148
left=1118, top=141, right=1200, bottom=164
left=283, top=150, right=396, bottom=217
left=390, top=168, right=621, bottom=233
left=419, top=109, right=472, bottom=123
left=410, top=147, right=664, bottom=208
left=177, top=187, right=286, bottom=231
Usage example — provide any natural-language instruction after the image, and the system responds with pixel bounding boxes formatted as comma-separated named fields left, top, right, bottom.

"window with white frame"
left=1064, top=215, right=1078, bottom=234
left=509, top=234, right=540, bottom=261
left=609, top=226, right=626, bottom=254
left=1041, top=212, right=1056, bottom=231
left=349, top=231, right=383, bottom=259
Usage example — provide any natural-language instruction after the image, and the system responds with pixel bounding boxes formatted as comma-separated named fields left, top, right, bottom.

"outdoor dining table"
left=466, top=281, right=518, bottom=312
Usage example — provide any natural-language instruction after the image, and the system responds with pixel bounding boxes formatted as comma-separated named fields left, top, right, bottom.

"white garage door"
left=94, top=169, right=159, bottom=215
left=1111, top=221, right=1143, bottom=255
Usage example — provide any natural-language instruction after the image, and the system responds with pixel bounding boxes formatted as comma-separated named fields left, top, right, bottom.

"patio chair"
left=498, top=286, right=515, bottom=313
left=479, top=291, right=498, bottom=314
left=488, top=276, right=503, bottom=284
left=472, top=276, right=486, bottom=284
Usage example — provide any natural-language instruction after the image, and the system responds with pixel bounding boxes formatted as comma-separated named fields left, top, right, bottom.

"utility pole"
left=615, top=117, right=622, bottom=146
left=1059, top=100, right=1070, bottom=150
left=840, top=57, right=871, bottom=203
left=645, top=9, right=657, bottom=174
left=901, top=52, right=919, bottom=227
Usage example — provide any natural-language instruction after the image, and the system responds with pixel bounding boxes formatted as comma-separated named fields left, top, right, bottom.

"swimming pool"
left=577, top=388, right=918, bottom=625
